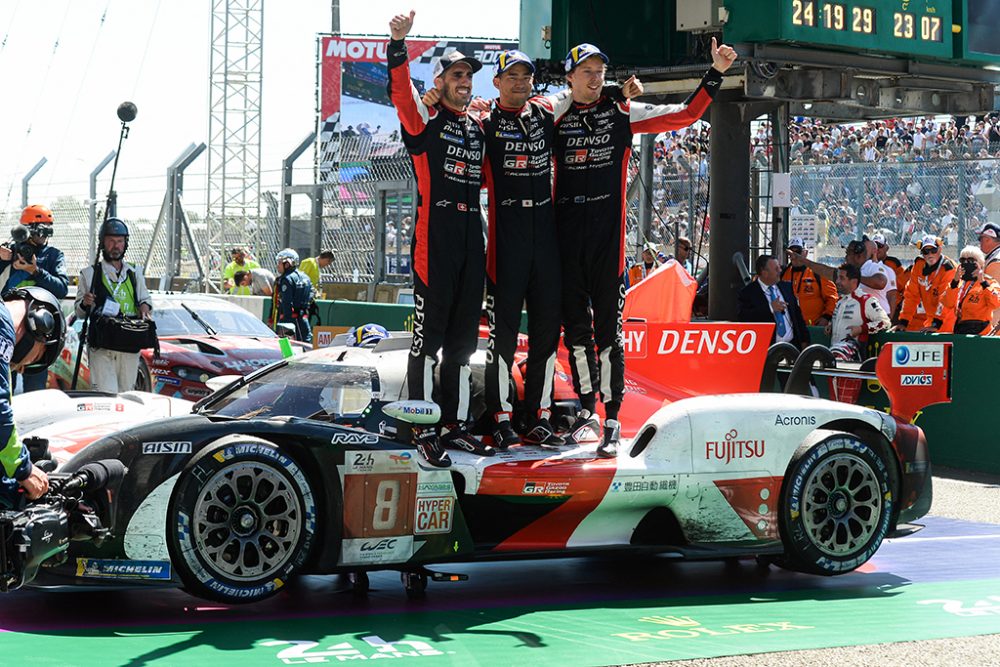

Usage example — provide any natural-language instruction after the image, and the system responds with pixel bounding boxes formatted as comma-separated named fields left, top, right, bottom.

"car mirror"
left=383, top=400, right=441, bottom=425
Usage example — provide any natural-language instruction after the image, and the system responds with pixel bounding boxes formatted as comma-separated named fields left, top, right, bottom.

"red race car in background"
left=49, top=293, right=308, bottom=399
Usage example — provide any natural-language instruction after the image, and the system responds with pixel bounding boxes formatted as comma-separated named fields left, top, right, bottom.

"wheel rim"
left=192, top=462, right=303, bottom=580
left=800, top=452, right=883, bottom=557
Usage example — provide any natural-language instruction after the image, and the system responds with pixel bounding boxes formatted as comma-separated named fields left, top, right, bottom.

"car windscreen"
left=203, top=363, right=375, bottom=420
left=153, top=300, right=277, bottom=337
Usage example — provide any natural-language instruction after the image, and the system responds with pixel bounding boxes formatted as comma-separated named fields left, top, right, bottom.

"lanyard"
left=104, top=264, right=129, bottom=304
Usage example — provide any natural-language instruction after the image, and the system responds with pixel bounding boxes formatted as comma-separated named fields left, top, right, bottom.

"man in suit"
left=738, top=254, right=811, bottom=349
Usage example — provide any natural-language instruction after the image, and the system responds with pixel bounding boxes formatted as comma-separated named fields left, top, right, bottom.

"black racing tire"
left=135, top=359, right=152, bottom=392
left=779, top=429, right=894, bottom=576
left=166, top=436, right=318, bottom=603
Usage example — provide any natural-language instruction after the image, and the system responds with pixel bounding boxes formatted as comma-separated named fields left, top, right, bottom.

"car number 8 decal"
left=372, top=479, right=400, bottom=530
left=342, top=471, right=416, bottom=539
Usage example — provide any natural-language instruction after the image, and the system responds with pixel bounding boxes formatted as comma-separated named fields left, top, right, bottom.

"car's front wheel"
left=779, top=429, right=894, bottom=575
left=166, top=436, right=318, bottom=603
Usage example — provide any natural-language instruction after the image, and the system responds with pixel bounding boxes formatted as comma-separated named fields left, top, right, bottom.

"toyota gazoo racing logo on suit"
left=892, top=343, right=945, bottom=368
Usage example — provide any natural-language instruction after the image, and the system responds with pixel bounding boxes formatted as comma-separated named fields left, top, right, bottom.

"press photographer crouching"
left=74, top=218, right=155, bottom=393
left=0, top=287, right=66, bottom=508
left=0, top=205, right=69, bottom=393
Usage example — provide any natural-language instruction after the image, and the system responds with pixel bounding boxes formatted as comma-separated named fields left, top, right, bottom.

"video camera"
left=2, top=226, right=39, bottom=265
left=0, top=459, right=124, bottom=592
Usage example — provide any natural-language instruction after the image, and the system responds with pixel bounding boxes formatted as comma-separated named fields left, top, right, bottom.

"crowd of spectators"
left=635, top=114, right=1000, bottom=268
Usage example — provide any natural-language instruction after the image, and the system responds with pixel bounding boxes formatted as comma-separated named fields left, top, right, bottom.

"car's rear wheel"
left=135, top=359, right=152, bottom=392
left=166, top=436, right=318, bottom=603
left=779, top=429, right=894, bottom=575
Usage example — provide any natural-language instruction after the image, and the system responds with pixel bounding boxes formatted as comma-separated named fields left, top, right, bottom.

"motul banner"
left=318, top=35, right=517, bottom=134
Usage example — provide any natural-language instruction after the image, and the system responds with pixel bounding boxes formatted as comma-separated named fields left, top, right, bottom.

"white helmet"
left=276, top=248, right=299, bottom=267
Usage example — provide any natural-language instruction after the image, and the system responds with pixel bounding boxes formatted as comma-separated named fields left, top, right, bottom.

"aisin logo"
left=895, top=346, right=910, bottom=365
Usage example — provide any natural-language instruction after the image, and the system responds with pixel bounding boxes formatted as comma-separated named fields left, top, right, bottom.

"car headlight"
left=174, top=366, right=216, bottom=384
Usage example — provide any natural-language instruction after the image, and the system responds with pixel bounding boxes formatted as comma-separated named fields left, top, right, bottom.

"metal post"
left=282, top=132, right=317, bottom=249
left=855, top=168, right=865, bottom=240
left=771, top=105, right=789, bottom=253
left=167, top=144, right=206, bottom=288
left=145, top=144, right=203, bottom=288
left=21, top=158, right=47, bottom=207
left=708, top=102, right=751, bottom=321
left=636, top=134, right=655, bottom=260
left=88, top=151, right=116, bottom=261
left=957, top=162, right=967, bottom=247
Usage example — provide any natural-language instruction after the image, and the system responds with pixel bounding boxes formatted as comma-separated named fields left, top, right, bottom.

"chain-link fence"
left=8, top=134, right=1000, bottom=295
left=790, top=158, right=998, bottom=266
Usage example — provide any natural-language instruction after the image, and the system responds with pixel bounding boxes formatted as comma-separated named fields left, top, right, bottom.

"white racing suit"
left=829, top=288, right=890, bottom=402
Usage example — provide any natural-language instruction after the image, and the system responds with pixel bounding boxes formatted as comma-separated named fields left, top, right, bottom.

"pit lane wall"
left=225, top=294, right=995, bottom=474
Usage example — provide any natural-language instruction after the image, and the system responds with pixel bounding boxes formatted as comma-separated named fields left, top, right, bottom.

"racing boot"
left=413, top=426, right=451, bottom=468
left=596, top=419, right=620, bottom=459
left=441, top=422, right=497, bottom=457
left=492, top=418, right=521, bottom=451
left=523, top=413, right=566, bottom=449
left=564, top=409, right=601, bottom=445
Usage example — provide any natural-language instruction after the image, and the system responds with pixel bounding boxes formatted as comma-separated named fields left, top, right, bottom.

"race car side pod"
left=784, top=344, right=836, bottom=396
left=760, top=342, right=800, bottom=392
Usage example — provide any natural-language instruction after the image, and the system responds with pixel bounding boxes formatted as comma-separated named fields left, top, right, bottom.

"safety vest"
left=94, top=264, right=139, bottom=317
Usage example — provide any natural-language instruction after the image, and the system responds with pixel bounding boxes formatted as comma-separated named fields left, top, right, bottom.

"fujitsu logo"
left=705, top=429, right=765, bottom=464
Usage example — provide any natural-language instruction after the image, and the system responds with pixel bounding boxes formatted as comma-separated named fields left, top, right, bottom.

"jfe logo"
left=892, top=344, right=944, bottom=368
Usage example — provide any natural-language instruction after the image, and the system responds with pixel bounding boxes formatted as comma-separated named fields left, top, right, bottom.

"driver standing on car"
left=0, top=205, right=69, bottom=393
left=0, top=288, right=67, bottom=508
left=554, top=39, right=736, bottom=457
left=387, top=10, right=492, bottom=467
left=75, top=218, right=153, bottom=393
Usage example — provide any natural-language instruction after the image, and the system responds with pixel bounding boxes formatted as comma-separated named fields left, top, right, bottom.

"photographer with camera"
left=0, top=287, right=66, bottom=508
left=75, top=218, right=154, bottom=393
left=0, top=205, right=69, bottom=392
left=936, top=245, right=1000, bottom=336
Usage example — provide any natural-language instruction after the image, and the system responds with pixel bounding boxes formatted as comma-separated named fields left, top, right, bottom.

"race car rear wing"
left=782, top=341, right=952, bottom=423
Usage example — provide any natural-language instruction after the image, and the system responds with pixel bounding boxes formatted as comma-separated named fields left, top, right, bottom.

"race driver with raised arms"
left=556, top=39, right=737, bottom=457
left=387, top=11, right=493, bottom=467
left=424, top=51, right=640, bottom=451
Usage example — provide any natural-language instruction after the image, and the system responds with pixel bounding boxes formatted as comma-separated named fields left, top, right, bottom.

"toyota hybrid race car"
left=0, top=320, right=951, bottom=604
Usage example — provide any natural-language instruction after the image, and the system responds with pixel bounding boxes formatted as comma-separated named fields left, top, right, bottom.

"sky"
left=0, top=1, right=519, bottom=218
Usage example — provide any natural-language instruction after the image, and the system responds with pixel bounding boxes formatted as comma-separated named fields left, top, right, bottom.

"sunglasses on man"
left=921, top=247, right=939, bottom=255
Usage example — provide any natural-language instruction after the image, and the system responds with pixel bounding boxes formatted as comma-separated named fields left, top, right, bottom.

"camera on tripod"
left=2, top=226, right=38, bottom=264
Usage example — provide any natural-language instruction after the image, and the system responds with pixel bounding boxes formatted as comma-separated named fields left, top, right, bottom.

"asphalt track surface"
left=1, top=466, right=998, bottom=666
